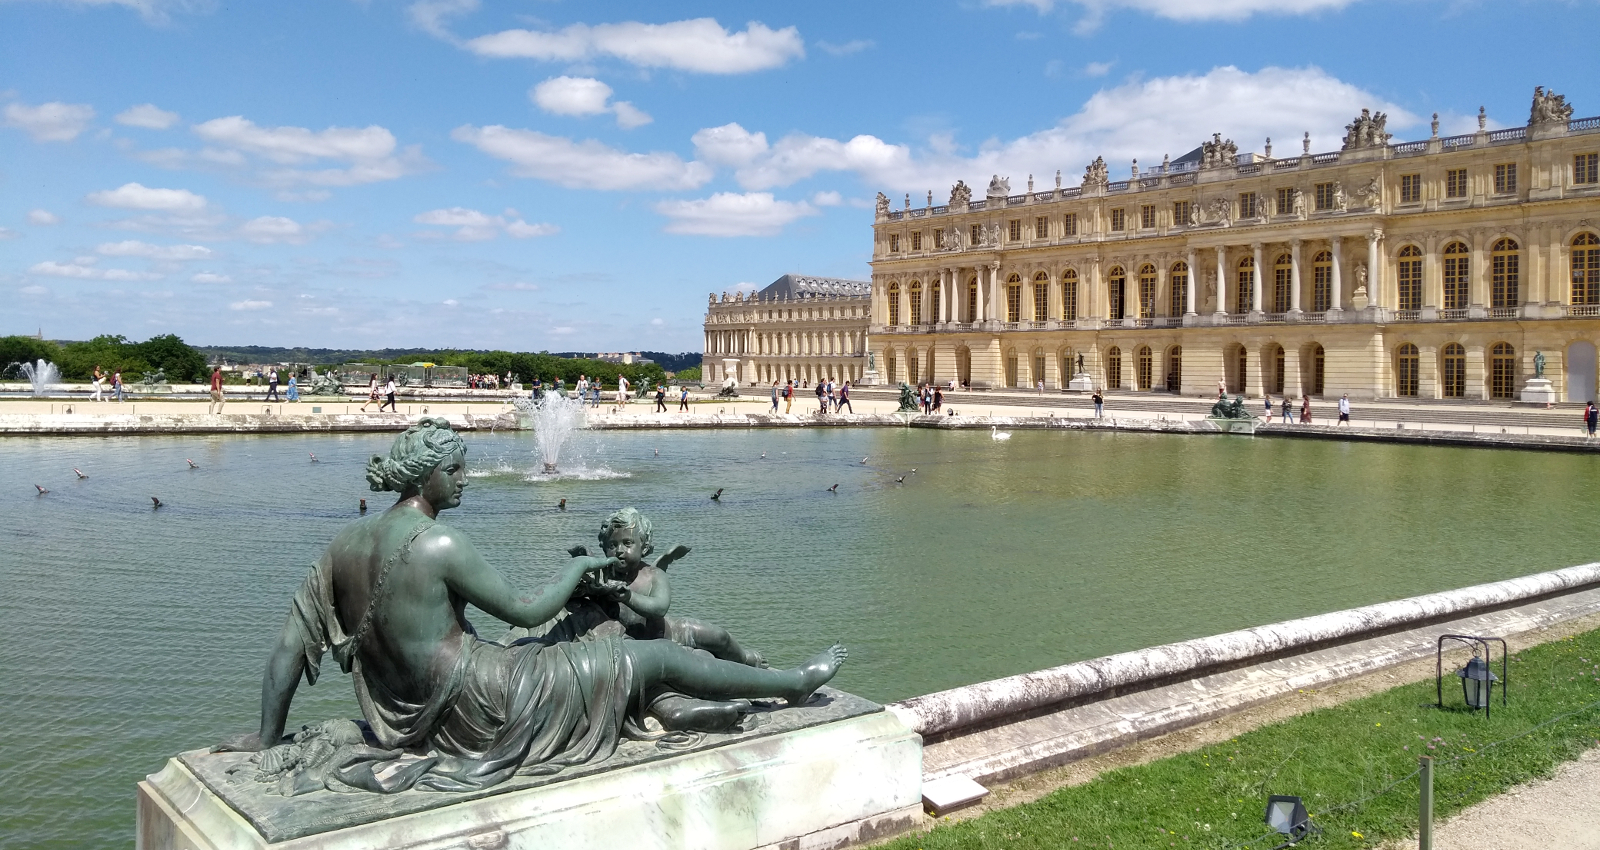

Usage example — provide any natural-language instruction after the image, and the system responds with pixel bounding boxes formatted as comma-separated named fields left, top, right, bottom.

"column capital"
left=1251, top=242, right=1264, bottom=251
left=1291, top=237, right=1303, bottom=249
left=1369, top=227, right=1384, bottom=242
left=1331, top=235, right=1343, bottom=248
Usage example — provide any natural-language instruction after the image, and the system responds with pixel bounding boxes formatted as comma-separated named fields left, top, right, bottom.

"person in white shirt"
left=1337, top=394, right=1351, bottom=425
left=615, top=375, right=630, bottom=412
left=379, top=376, right=398, bottom=412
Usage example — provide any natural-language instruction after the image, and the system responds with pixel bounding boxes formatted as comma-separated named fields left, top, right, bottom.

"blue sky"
left=1, top=0, right=1595, bottom=352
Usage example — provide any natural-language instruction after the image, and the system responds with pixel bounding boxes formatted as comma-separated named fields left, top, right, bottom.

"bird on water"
left=711, top=488, right=724, bottom=501
left=151, top=496, right=163, bottom=508
left=860, top=457, right=869, bottom=464
left=73, top=468, right=87, bottom=479
left=558, top=498, right=567, bottom=511
left=895, top=475, right=905, bottom=484
left=309, top=452, right=319, bottom=463
left=35, top=484, right=48, bottom=495
left=991, top=426, right=1012, bottom=441
left=186, top=459, right=198, bottom=469
left=827, top=484, right=839, bottom=493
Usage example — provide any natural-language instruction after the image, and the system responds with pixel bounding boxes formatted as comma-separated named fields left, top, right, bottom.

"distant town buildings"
left=704, top=273, right=872, bottom=386
left=591, top=352, right=655, bottom=365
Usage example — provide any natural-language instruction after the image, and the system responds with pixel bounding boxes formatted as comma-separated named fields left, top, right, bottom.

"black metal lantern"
left=1264, top=795, right=1319, bottom=848
left=1436, top=634, right=1508, bottom=717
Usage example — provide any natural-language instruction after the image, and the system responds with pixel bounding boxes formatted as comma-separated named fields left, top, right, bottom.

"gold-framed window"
left=1396, top=343, right=1419, bottom=396
left=1239, top=192, right=1259, bottom=218
left=1107, top=346, right=1123, bottom=390
left=1138, top=264, right=1156, bottom=318
left=1110, top=209, right=1126, bottom=232
left=1169, top=261, right=1188, bottom=316
left=1400, top=174, right=1422, bottom=204
left=1311, top=344, right=1326, bottom=396
left=1490, top=342, right=1516, bottom=399
left=1577, top=153, right=1599, bottom=185
left=1273, top=253, right=1292, bottom=313
left=1446, top=168, right=1468, bottom=198
left=1005, top=274, right=1022, bottom=323
left=1275, top=187, right=1293, bottom=214
left=1441, top=342, right=1466, bottom=398
left=910, top=231, right=922, bottom=251
left=887, top=283, right=901, bottom=325
left=1140, top=204, right=1156, bottom=229
left=1108, top=266, right=1126, bottom=320
left=1312, top=250, right=1333, bottom=312
left=1061, top=269, right=1078, bottom=320
left=1575, top=233, right=1600, bottom=305
left=1166, top=346, right=1182, bottom=392
left=1442, top=242, right=1469, bottom=310
left=1314, top=182, right=1335, bottom=210
left=1063, top=213, right=1079, bottom=236
left=929, top=282, right=941, bottom=324
left=908, top=281, right=922, bottom=325
left=889, top=234, right=900, bottom=252
left=1235, top=255, right=1254, bottom=314
left=966, top=279, right=978, bottom=322
left=1491, top=238, right=1519, bottom=308
left=1008, top=220, right=1022, bottom=242
left=1493, top=164, right=1517, bottom=195
left=1135, top=346, right=1153, bottom=391
left=1269, top=344, right=1285, bottom=394
left=1398, top=245, right=1423, bottom=311
left=1035, top=216, right=1049, bottom=239
left=1173, top=200, right=1192, bottom=224
left=1032, top=273, right=1049, bottom=321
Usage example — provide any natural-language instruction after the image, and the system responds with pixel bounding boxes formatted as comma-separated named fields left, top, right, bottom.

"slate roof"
left=758, top=273, right=871, bottom=299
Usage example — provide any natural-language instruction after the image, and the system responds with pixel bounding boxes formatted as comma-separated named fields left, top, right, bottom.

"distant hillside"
left=197, top=346, right=702, bottom=371
left=550, top=351, right=702, bottom=372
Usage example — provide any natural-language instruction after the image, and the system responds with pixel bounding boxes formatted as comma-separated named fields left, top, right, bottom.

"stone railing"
left=1571, top=116, right=1600, bottom=132
left=1488, top=127, right=1527, bottom=143
left=1440, top=133, right=1476, bottom=149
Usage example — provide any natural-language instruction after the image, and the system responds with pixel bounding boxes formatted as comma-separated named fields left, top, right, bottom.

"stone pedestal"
left=1521, top=377, right=1557, bottom=405
left=861, top=369, right=881, bottom=387
left=1066, top=373, right=1094, bottom=392
left=137, top=689, right=922, bottom=850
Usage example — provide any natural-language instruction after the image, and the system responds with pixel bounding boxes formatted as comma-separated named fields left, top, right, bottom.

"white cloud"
left=650, top=317, right=665, bottom=326
left=413, top=206, right=558, bottom=241
left=407, top=0, right=476, bottom=39
left=230, top=299, right=273, bottom=311
left=184, top=116, right=422, bottom=188
left=116, top=103, right=180, bottom=129
left=453, top=125, right=711, bottom=191
left=28, top=209, right=60, bottom=225
left=96, top=239, right=212, bottom=260
left=87, top=182, right=208, bottom=211
left=690, top=122, right=908, bottom=190
left=0, top=227, right=17, bottom=240
left=239, top=216, right=307, bottom=244
left=442, top=298, right=460, bottom=306
left=4, top=101, right=95, bottom=142
left=1084, top=61, right=1114, bottom=77
left=811, top=190, right=844, bottom=206
left=655, top=192, right=818, bottom=237
left=817, top=39, right=874, bottom=56
left=530, top=76, right=652, bottom=129
left=191, top=272, right=231, bottom=283
left=29, top=257, right=163, bottom=280
left=20, top=285, right=49, bottom=296
left=463, top=18, right=804, bottom=74
left=986, top=0, right=1361, bottom=29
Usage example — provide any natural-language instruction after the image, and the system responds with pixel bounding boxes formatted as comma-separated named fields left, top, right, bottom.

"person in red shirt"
left=209, top=366, right=225, bottom=414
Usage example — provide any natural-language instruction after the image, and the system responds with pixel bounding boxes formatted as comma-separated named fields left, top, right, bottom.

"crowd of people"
left=767, top=378, right=855, bottom=414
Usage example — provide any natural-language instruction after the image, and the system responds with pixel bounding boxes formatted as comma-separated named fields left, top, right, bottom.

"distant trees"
left=1, top=334, right=209, bottom=382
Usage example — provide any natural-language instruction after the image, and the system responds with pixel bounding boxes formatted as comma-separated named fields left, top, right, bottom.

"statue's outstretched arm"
left=216, top=619, right=304, bottom=753
left=439, top=530, right=615, bottom=628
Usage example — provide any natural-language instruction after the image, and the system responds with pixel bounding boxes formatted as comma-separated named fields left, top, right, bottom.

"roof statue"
left=939, top=227, right=964, bottom=252
left=1341, top=109, right=1392, bottom=150
left=1081, top=156, right=1108, bottom=190
left=1199, top=134, right=1238, bottom=169
left=986, top=175, right=1011, bottom=200
left=1530, top=86, right=1574, bottom=126
left=949, top=180, right=972, bottom=209
left=758, top=274, right=870, bottom=300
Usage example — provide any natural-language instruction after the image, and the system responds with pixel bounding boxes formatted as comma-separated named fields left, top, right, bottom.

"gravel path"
left=1407, top=745, right=1600, bottom=849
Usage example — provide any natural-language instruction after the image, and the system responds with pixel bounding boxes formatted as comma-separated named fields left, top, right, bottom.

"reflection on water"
left=1, top=429, right=1596, bottom=848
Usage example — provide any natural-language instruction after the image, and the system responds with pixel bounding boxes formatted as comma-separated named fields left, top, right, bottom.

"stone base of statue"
left=1066, top=372, right=1094, bottom=392
left=860, top=368, right=881, bottom=386
left=129, top=383, right=175, bottom=395
left=1520, top=377, right=1557, bottom=405
left=136, top=688, right=922, bottom=850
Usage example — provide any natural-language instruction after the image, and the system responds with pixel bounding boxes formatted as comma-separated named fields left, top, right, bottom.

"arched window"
left=1491, top=238, right=1520, bottom=310
left=1574, top=233, right=1600, bottom=305
left=1169, top=262, right=1189, bottom=316
left=1033, top=272, right=1049, bottom=322
left=887, top=282, right=901, bottom=326
left=1136, top=345, right=1153, bottom=390
left=1441, top=342, right=1466, bottom=397
left=885, top=351, right=897, bottom=384
left=1312, top=251, right=1332, bottom=312
left=1166, top=346, right=1183, bottom=392
left=1006, top=274, right=1022, bottom=323
left=908, top=348, right=920, bottom=385
left=1273, top=253, right=1293, bottom=313
left=1138, top=264, right=1157, bottom=319
left=1061, top=269, right=1078, bottom=321
left=1269, top=344, right=1285, bottom=394
left=1106, top=346, right=1123, bottom=390
left=1396, top=343, right=1419, bottom=397
left=909, top=280, right=924, bottom=325
left=1108, top=266, right=1127, bottom=320
left=1310, top=344, right=1325, bottom=396
left=1235, top=256, right=1255, bottom=314
left=1398, top=246, right=1423, bottom=311
left=1061, top=347, right=1075, bottom=381
left=1490, top=342, right=1516, bottom=399
left=966, top=278, right=979, bottom=322
left=1442, top=242, right=1469, bottom=310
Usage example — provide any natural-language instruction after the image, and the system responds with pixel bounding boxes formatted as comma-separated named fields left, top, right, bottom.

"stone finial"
left=1264, top=137, right=1272, bottom=158
left=1131, top=159, right=1138, bottom=178
left=927, top=190, right=933, bottom=208
left=1055, top=169, right=1061, bottom=189
left=1162, top=153, right=1170, bottom=170
left=1478, top=106, right=1487, bottom=130
left=1028, top=174, right=1034, bottom=193
left=904, top=193, right=910, bottom=210
left=1303, top=131, right=1311, bottom=154
left=1431, top=113, right=1440, bottom=138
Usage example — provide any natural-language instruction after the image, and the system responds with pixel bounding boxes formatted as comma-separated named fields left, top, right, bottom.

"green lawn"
left=884, top=629, right=1600, bottom=849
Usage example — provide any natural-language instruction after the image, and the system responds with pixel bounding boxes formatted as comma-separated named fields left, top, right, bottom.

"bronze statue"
left=1209, top=394, right=1252, bottom=420
left=896, top=382, right=919, bottom=412
left=217, top=418, right=845, bottom=793
left=1534, top=350, right=1546, bottom=379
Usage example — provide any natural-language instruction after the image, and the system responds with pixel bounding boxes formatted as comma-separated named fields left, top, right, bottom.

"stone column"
left=1424, top=233, right=1442, bottom=309
left=973, top=267, right=986, bottom=322
left=988, top=262, right=1002, bottom=322
left=1466, top=343, right=1487, bottom=399
left=1214, top=246, right=1228, bottom=318
left=1330, top=237, right=1344, bottom=313
left=1289, top=239, right=1304, bottom=313
left=1367, top=229, right=1383, bottom=308
left=1156, top=263, right=1169, bottom=317
left=1469, top=233, right=1487, bottom=308
left=1251, top=243, right=1264, bottom=314
left=1419, top=343, right=1439, bottom=398
left=1283, top=344, right=1303, bottom=399
left=1185, top=248, right=1198, bottom=316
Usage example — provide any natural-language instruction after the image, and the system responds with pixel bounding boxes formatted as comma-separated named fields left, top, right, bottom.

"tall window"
left=1174, top=200, right=1192, bottom=225
left=1138, top=264, right=1157, bottom=318
left=1235, top=256, right=1255, bottom=314
left=1136, top=346, right=1153, bottom=391
left=1035, top=216, right=1049, bottom=239
left=1108, top=267, right=1126, bottom=320
left=1008, top=220, right=1022, bottom=242
left=1398, top=245, right=1423, bottom=311
left=1061, top=269, right=1078, bottom=320
left=1064, top=213, right=1079, bottom=236
left=908, top=281, right=923, bottom=325
left=1166, top=347, right=1183, bottom=392
left=1401, top=174, right=1422, bottom=204
left=1006, top=274, right=1022, bottom=323
left=887, top=282, right=900, bottom=325
left=1578, top=153, right=1599, bottom=185
left=966, top=278, right=979, bottom=322
left=1494, top=164, right=1517, bottom=195
left=1170, top=262, right=1189, bottom=316
left=1446, top=168, right=1468, bottom=198
left=1312, top=251, right=1333, bottom=312
left=933, top=228, right=943, bottom=249
left=1396, top=343, right=1419, bottom=396
left=889, top=234, right=900, bottom=252
left=1107, top=346, right=1123, bottom=390
left=1442, top=242, right=1469, bottom=310
left=1273, top=253, right=1292, bottom=313
left=1491, top=238, right=1520, bottom=308
left=930, top=282, right=942, bottom=324
left=1110, top=209, right=1126, bottom=232
left=1033, top=273, right=1049, bottom=322
left=1270, top=345, right=1285, bottom=394
left=1311, top=344, right=1326, bottom=396
left=1239, top=192, right=1259, bottom=218
left=1314, top=182, right=1336, bottom=211
left=1490, top=342, right=1517, bottom=399
left=1574, top=233, right=1600, bottom=305
left=910, top=231, right=922, bottom=251
left=1441, top=342, right=1466, bottom=398
left=1276, top=187, right=1293, bottom=215
left=970, top=224, right=983, bottom=244
left=1139, top=204, right=1156, bottom=229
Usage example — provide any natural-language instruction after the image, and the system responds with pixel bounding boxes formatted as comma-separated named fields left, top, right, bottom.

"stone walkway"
left=1383, top=746, right=1600, bottom=849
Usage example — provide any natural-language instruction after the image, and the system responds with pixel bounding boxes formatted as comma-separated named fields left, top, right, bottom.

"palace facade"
left=703, top=273, right=871, bottom=386
left=869, top=87, right=1600, bottom=401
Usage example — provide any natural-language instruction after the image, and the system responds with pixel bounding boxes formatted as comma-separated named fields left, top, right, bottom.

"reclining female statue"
left=216, top=418, right=846, bottom=793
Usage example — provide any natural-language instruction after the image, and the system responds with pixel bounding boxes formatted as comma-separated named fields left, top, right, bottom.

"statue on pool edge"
left=215, top=418, right=846, bottom=794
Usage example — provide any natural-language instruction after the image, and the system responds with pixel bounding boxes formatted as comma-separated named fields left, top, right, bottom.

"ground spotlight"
left=1264, top=794, right=1319, bottom=847
left=1435, top=634, right=1508, bottom=717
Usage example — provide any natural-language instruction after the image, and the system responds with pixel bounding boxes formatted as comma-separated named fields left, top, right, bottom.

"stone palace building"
left=703, top=273, right=872, bottom=387
left=868, top=86, right=1600, bottom=401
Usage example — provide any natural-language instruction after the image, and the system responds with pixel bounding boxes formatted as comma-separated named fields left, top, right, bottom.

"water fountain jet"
left=517, top=392, right=586, bottom=474
left=7, top=359, right=62, bottom=397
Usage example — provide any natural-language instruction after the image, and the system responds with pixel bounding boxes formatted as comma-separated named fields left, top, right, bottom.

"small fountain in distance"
left=516, top=392, right=586, bottom=474
left=7, top=359, right=62, bottom=397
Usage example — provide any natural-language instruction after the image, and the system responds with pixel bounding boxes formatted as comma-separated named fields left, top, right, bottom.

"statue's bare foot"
left=743, top=648, right=768, bottom=668
left=784, top=643, right=847, bottom=706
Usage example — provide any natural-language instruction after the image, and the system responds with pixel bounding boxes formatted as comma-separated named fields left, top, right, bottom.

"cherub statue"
left=875, top=192, right=890, bottom=216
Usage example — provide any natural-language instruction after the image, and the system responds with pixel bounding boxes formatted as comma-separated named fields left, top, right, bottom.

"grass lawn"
left=883, top=628, right=1600, bottom=850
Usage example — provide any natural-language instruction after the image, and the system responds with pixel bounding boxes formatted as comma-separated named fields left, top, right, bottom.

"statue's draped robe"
left=285, top=542, right=638, bottom=793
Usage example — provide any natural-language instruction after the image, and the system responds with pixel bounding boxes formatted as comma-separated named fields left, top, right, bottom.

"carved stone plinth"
left=1066, top=373, right=1095, bottom=393
left=1520, top=377, right=1557, bottom=406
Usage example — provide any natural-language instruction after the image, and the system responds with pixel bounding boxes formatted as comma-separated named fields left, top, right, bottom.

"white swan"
left=991, top=425, right=1011, bottom=441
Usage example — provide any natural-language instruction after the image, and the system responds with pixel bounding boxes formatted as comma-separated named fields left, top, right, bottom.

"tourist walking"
left=285, top=374, right=300, bottom=402
left=208, top=366, right=225, bottom=414
left=827, top=379, right=837, bottom=412
left=590, top=385, right=601, bottom=408
left=1263, top=394, right=1273, bottom=421
left=615, top=375, right=630, bottom=413
left=933, top=386, right=943, bottom=412
left=91, top=366, right=105, bottom=402
left=112, top=369, right=125, bottom=402
left=1586, top=401, right=1598, bottom=437
left=1337, top=394, right=1351, bottom=425
left=1037, top=378, right=1044, bottom=395
left=770, top=380, right=780, bottom=412
left=1281, top=396, right=1292, bottom=424
left=815, top=380, right=827, bottom=414
left=360, top=373, right=379, bottom=411
left=379, top=375, right=398, bottom=412
left=654, top=385, right=667, bottom=413
left=1092, top=388, right=1104, bottom=418
left=679, top=385, right=690, bottom=411
left=784, top=380, right=793, bottom=413
left=838, top=381, right=853, bottom=413
left=266, top=368, right=281, bottom=402
left=1299, top=394, right=1312, bottom=424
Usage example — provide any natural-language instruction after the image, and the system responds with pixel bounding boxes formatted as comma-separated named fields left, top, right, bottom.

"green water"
left=1, top=429, right=1596, bottom=847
